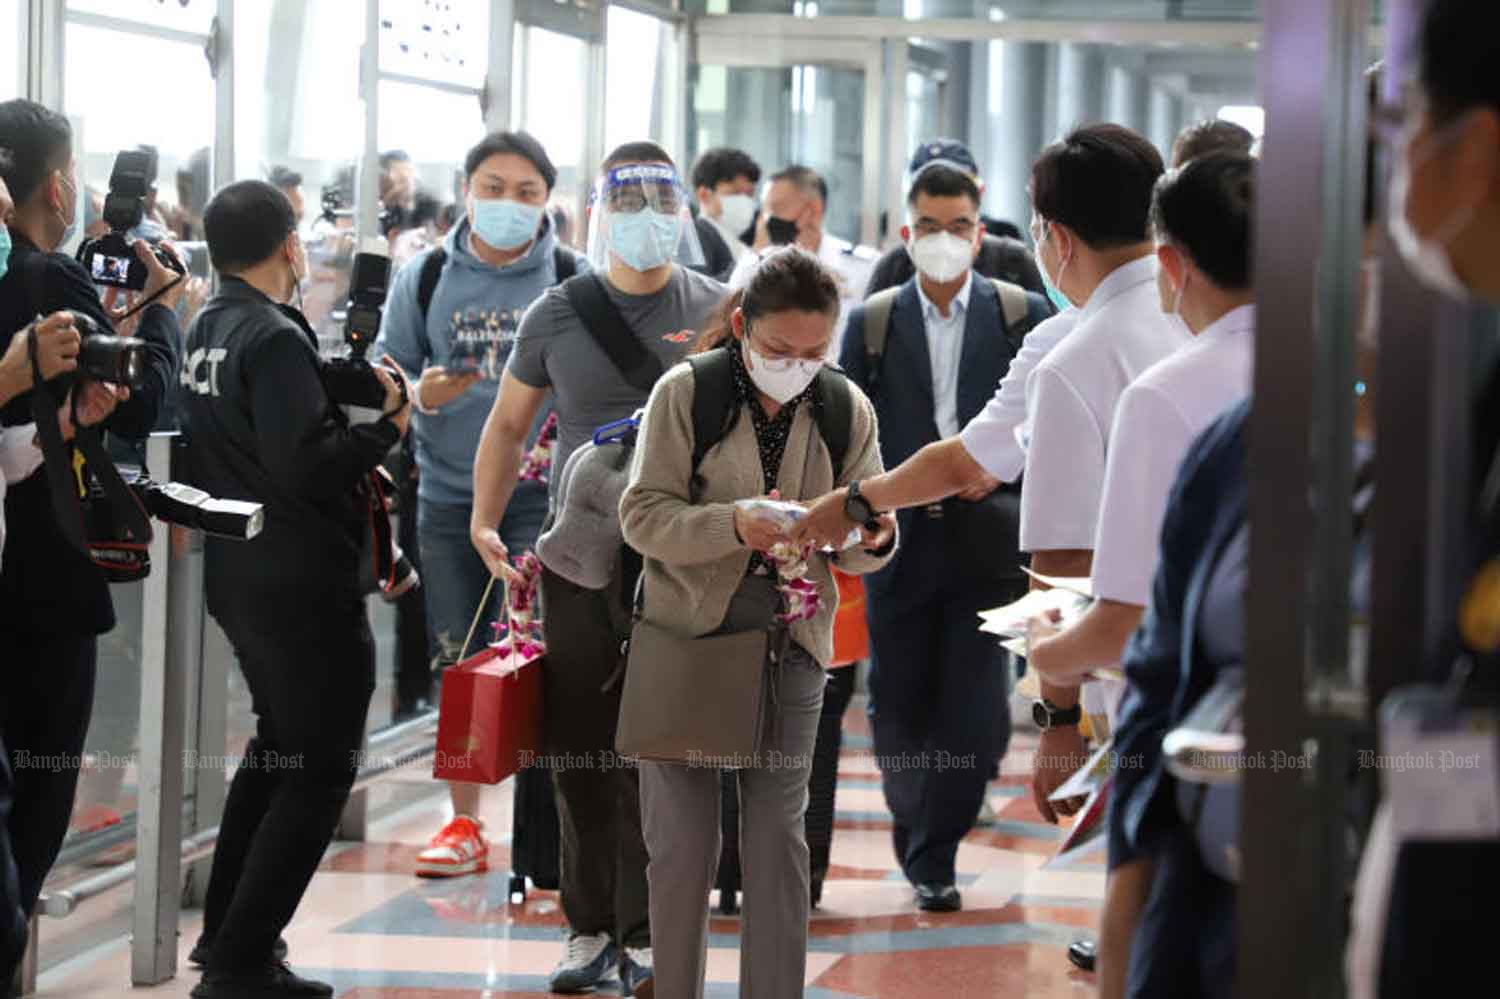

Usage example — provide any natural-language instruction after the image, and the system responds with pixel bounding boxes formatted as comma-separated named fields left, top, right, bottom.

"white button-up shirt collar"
left=1077, top=253, right=1157, bottom=326
left=915, top=271, right=974, bottom=439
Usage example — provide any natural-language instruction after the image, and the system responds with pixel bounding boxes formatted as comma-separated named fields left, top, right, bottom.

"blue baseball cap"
left=908, top=139, right=981, bottom=181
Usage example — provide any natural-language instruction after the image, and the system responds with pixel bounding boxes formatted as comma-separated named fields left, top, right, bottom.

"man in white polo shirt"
left=1027, top=150, right=1257, bottom=999
left=1013, top=124, right=1186, bottom=821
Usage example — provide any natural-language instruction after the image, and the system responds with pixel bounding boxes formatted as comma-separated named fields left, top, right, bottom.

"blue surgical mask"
left=471, top=197, right=543, bottom=252
left=1040, top=267, right=1072, bottom=312
left=0, top=226, right=10, bottom=283
left=609, top=210, right=681, bottom=272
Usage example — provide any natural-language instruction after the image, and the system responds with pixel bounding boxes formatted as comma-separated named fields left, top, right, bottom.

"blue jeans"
left=417, top=484, right=548, bottom=668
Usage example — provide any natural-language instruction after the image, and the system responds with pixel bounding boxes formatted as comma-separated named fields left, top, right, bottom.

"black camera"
left=74, top=312, right=148, bottom=391
left=77, top=149, right=187, bottom=291
left=322, top=251, right=405, bottom=410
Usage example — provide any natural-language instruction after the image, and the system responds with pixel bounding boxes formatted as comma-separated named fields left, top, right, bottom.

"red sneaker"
left=415, top=815, right=489, bottom=878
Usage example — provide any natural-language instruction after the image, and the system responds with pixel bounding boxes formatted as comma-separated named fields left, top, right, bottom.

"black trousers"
left=0, top=631, right=97, bottom=922
left=867, top=580, right=1013, bottom=886
left=0, top=733, right=28, bottom=981
left=201, top=591, right=375, bottom=973
left=393, top=449, right=432, bottom=710
left=539, top=566, right=650, bottom=949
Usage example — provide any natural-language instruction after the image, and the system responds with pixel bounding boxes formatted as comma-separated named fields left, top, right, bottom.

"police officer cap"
left=908, top=139, right=980, bottom=181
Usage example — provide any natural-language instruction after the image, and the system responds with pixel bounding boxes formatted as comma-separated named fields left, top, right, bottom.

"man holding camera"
left=179, top=179, right=412, bottom=999
left=0, top=100, right=182, bottom=944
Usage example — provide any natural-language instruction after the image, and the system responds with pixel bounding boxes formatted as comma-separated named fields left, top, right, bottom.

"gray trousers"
left=641, top=643, right=827, bottom=999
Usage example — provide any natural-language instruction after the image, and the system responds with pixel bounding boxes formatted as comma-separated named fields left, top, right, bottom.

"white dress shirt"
left=915, top=273, right=973, bottom=439
left=0, top=424, right=44, bottom=565
left=1089, top=304, right=1255, bottom=605
left=1018, top=255, right=1188, bottom=554
left=959, top=308, right=1079, bottom=482
left=729, top=231, right=876, bottom=363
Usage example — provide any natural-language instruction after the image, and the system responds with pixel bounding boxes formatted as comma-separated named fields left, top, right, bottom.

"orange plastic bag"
left=830, top=569, right=869, bottom=668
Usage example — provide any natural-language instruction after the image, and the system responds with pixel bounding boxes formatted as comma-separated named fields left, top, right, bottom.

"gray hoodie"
left=377, top=216, right=588, bottom=505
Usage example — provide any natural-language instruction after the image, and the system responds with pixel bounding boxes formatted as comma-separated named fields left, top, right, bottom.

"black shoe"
left=1067, top=937, right=1097, bottom=972
left=189, top=936, right=289, bottom=969
left=191, top=961, right=332, bottom=999
left=913, top=883, right=962, bottom=912
left=810, top=876, right=823, bottom=909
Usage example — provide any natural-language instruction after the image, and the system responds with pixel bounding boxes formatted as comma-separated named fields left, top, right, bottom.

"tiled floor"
left=37, top=703, right=1102, bottom=998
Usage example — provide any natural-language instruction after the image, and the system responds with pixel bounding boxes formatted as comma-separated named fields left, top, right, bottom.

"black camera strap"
left=21, top=251, right=155, bottom=560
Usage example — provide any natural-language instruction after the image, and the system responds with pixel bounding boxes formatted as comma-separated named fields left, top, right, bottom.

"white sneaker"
left=621, top=947, right=654, bottom=998
left=977, top=795, right=1000, bottom=827
left=548, top=932, right=617, bottom=994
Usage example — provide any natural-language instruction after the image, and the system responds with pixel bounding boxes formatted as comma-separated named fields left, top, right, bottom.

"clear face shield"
left=585, top=163, right=705, bottom=273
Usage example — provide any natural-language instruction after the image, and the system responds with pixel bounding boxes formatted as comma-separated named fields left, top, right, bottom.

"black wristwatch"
left=844, top=481, right=880, bottom=532
left=1032, top=699, right=1082, bottom=730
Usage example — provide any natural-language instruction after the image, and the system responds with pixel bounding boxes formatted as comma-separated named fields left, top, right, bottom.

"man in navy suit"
left=840, top=164, right=1050, bottom=911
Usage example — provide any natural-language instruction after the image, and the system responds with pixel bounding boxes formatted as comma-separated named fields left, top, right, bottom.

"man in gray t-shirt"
left=468, top=143, right=724, bottom=998
left=508, top=264, right=726, bottom=502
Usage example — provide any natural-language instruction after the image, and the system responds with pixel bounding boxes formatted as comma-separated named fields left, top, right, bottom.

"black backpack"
left=414, top=244, right=579, bottom=323
left=684, top=348, right=853, bottom=502
left=555, top=271, right=854, bottom=498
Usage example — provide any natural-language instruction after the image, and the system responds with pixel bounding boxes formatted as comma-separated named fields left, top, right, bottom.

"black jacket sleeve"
left=0, top=254, right=180, bottom=434
left=106, top=302, right=180, bottom=438
left=248, top=327, right=400, bottom=503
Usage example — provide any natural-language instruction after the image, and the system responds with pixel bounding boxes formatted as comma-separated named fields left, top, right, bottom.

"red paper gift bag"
left=433, top=552, right=546, bottom=785
left=433, top=645, right=544, bottom=785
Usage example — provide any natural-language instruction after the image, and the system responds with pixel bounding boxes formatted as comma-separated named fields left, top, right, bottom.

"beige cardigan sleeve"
left=828, top=383, right=897, bottom=576
left=620, top=363, right=745, bottom=567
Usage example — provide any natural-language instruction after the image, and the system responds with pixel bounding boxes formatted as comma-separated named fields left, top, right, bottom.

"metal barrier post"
left=130, top=435, right=190, bottom=986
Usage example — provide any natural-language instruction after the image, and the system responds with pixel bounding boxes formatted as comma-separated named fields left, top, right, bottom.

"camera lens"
left=79, top=334, right=149, bottom=391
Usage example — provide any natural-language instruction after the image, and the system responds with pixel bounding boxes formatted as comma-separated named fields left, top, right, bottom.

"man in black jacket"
left=179, top=180, right=411, bottom=999
left=864, top=139, right=1047, bottom=299
left=0, top=100, right=182, bottom=947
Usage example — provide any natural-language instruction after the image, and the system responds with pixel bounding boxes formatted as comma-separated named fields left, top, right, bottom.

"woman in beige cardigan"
left=619, top=248, right=896, bottom=999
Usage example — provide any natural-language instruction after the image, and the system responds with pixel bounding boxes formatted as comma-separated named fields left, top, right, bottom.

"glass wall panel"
left=685, top=0, right=1270, bottom=19
left=63, top=22, right=214, bottom=243
left=234, top=0, right=364, bottom=346
left=0, top=0, right=20, bottom=102
left=605, top=4, right=665, bottom=154
left=689, top=63, right=865, bottom=244
left=518, top=26, right=590, bottom=227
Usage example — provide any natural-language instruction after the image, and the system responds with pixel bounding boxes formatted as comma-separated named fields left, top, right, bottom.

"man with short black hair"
left=1170, top=118, right=1256, bottom=168
left=269, top=165, right=306, bottom=224
left=1020, top=123, right=1185, bottom=819
left=180, top=179, right=413, bottom=999
left=376, top=130, right=587, bottom=879
left=864, top=139, right=1048, bottom=299
left=0, top=99, right=182, bottom=941
left=837, top=163, right=1051, bottom=913
left=471, top=139, right=723, bottom=998
left=731, top=163, right=876, bottom=361
left=690, top=146, right=761, bottom=275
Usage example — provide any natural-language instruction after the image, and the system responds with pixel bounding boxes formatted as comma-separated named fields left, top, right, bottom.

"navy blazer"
left=839, top=277, right=1049, bottom=600
left=1109, top=397, right=1251, bottom=870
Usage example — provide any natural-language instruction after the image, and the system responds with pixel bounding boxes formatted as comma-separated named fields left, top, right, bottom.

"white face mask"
left=718, top=193, right=757, bottom=236
left=910, top=231, right=974, bottom=284
left=743, top=338, right=823, bottom=404
left=1387, top=114, right=1478, bottom=300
